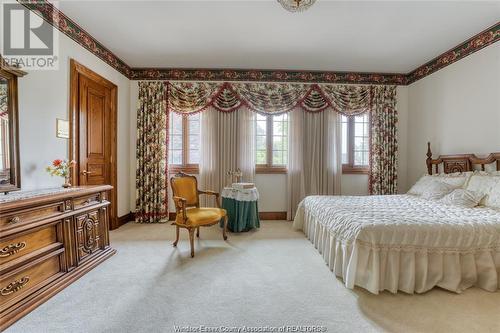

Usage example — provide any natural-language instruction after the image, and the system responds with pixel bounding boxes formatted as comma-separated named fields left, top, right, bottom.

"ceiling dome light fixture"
left=278, top=0, right=316, bottom=12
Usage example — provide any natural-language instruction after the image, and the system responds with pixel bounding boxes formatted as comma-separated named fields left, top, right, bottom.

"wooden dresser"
left=0, top=185, right=116, bottom=330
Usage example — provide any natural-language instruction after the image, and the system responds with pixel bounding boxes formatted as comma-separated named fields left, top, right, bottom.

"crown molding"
left=18, top=1, right=500, bottom=85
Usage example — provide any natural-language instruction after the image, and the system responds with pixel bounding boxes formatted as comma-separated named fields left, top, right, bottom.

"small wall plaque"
left=56, top=119, right=69, bottom=138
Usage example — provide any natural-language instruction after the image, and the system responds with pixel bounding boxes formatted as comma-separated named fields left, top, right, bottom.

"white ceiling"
left=58, top=1, right=500, bottom=73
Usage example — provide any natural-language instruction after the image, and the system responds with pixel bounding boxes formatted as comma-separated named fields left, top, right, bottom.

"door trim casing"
left=69, top=59, right=118, bottom=229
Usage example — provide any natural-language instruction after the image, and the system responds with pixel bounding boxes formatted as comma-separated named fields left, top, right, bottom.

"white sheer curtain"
left=287, top=108, right=342, bottom=219
left=199, top=107, right=255, bottom=207
left=237, top=107, right=255, bottom=182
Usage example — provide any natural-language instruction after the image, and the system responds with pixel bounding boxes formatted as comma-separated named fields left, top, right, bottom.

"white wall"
left=407, top=43, right=500, bottom=187
left=18, top=31, right=131, bottom=216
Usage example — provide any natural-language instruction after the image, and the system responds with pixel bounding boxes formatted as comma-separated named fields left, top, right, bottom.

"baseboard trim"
left=117, top=211, right=135, bottom=227
left=259, top=211, right=287, bottom=220
left=168, top=211, right=287, bottom=221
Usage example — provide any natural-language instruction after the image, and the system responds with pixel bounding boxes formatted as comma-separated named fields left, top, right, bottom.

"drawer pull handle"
left=0, top=242, right=27, bottom=257
left=8, top=216, right=20, bottom=224
left=84, top=199, right=92, bottom=205
left=1, top=276, right=30, bottom=296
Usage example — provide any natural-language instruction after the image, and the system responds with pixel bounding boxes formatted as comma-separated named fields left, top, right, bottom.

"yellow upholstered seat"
left=185, top=208, right=227, bottom=226
left=170, top=172, right=228, bottom=257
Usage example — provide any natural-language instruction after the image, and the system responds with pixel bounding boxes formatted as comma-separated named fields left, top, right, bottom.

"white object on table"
left=221, top=187, right=259, bottom=202
left=232, top=182, right=255, bottom=190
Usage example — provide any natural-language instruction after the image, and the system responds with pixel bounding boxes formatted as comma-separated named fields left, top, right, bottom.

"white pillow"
left=408, top=173, right=470, bottom=196
left=420, top=181, right=457, bottom=200
left=466, top=174, right=500, bottom=208
left=440, top=189, right=485, bottom=208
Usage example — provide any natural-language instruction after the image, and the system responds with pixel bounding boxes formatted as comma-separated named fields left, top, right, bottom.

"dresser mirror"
left=0, top=61, right=25, bottom=193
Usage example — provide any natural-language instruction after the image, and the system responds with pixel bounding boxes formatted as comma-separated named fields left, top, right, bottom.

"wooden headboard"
left=426, top=142, right=500, bottom=175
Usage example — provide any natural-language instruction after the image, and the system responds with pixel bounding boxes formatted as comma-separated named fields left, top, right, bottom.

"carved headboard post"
left=426, top=142, right=433, bottom=175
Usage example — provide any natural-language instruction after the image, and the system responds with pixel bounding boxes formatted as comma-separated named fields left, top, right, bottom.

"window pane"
left=271, top=114, right=288, bottom=167
left=255, top=114, right=268, bottom=164
left=354, top=123, right=364, bottom=137
left=354, top=137, right=364, bottom=150
left=171, top=135, right=182, bottom=149
left=341, top=115, right=349, bottom=165
left=189, top=150, right=199, bottom=164
left=273, top=121, right=283, bottom=135
left=256, top=150, right=267, bottom=164
left=272, top=150, right=284, bottom=165
left=169, top=112, right=183, bottom=165
left=170, top=150, right=182, bottom=165
left=188, top=117, right=200, bottom=135
left=170, top=113, right=182, bottom=134
left=189, top=135, right=199, bottom=149
left=256, top=121, right=266, bottom=135
left=352, top=112, right=369, bottom=167
left=186, top=114, right=200, bottom=164
left=273, top=136, right=283, bottom=150
left=341, top=121, right=348, bottom=164
left=354, top=151, right=364, bottom=166
left=256, top=113, right=267, bottom=121
left=256, top=136, right=266, bottom=150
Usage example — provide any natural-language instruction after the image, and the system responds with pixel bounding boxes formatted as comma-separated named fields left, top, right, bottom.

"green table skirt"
left=220, top=197, right=260, bottom=232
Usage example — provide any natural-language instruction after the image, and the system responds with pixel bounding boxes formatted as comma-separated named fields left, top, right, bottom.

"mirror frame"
left=0, top=59, right=26, bottom=193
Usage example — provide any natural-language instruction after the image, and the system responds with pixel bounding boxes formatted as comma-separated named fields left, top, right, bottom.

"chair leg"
left=188, top=228, right=195, bottom=258
left=223, top=216, right=228, bottom=240
left=196, top=227, right=200, bottom=238
left=173, top=225, right=180, bottom=247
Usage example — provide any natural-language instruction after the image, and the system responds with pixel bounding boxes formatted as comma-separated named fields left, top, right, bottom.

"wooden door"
left=70, top=60, right=118, bottom=229
left=78, top=75, right=110, bottom=186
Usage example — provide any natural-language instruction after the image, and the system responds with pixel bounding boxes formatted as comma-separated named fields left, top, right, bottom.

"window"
left=168, top=112, right=200, bottom=172
left=341, top=113, right=369, bottom=174
left=255, top=113, right=288, bottom=173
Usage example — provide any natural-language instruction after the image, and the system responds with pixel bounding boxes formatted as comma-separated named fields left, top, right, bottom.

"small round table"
left=220, top=187, right=260, bottom=232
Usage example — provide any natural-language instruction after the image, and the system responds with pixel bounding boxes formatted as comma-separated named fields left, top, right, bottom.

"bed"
left=293, top=144, right=500, bottom=294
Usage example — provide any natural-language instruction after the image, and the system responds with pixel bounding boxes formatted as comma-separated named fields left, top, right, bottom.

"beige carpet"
left=7, top=221, right=500, bottom=333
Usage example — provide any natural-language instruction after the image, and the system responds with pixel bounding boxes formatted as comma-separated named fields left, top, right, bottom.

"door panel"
left=78, top=75, right=110, bottom=187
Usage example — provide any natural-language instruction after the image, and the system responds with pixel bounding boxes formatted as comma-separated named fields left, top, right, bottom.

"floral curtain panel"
left=136, top=82, right=169, bottom=223
left=369, top=85, right=398, bottom=195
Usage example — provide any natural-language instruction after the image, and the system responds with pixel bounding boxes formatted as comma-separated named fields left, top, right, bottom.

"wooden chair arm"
left=172, top=196, right=187, bottom=221
left=198, top=190, right=221, bottom=208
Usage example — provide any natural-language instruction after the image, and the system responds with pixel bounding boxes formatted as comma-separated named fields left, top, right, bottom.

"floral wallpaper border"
left=18, top=1, right=500, bottom=85
left=407, top=22, right=500, bottom=84
left=19, top=0, right=132, bottom=78
left=131, top=68, right=407, bottom=85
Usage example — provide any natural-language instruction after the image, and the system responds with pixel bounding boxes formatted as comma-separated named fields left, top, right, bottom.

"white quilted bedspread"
left=295, top=195, right=500, bottom=251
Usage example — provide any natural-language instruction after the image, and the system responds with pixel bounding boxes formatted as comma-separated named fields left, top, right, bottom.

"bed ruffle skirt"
left=293, top=204, right=500, bottom=294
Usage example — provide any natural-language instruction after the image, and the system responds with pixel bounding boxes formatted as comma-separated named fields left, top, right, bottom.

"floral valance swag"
left=136, top=81, right=398, bottom=221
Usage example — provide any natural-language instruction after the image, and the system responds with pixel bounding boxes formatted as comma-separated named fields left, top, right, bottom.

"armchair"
left=170, top=172, right=228, bottom=257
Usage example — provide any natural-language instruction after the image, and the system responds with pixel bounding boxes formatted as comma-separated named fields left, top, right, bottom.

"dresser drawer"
left=0, top=251, right=63, bottom=312
left=0, top=202, right=64, bottom=231
left=0, top=225, right=59, bottom=265
left=73, top=193, right=101, bottom=210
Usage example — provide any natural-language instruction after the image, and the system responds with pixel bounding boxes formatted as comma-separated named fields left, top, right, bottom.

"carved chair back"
left=170, top=172, right=200, bottom=208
